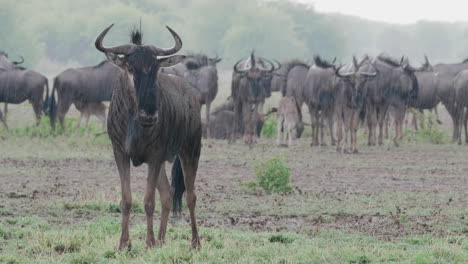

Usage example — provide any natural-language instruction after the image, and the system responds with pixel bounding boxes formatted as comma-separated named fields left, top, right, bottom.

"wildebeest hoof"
left=118, top=239, right=131, bottom=251
left=146, top=237, right=156, bottom=248
left=191, top=238, right=201, bottom=249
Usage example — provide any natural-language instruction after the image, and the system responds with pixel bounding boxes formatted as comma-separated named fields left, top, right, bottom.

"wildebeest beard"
left=249, top=78, right=261, bottom=98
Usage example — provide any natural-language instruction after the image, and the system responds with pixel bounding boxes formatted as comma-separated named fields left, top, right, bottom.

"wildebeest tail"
left=43, top=79, right=50, bottom=111
left=49, top=78, right=58, bottom=130
left=171, top=156, right=185, bottom=216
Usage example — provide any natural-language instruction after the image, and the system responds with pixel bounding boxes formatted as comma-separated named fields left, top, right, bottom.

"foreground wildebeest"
left=74, top=101, right=107, bottom=134
left=49, top=61, right=117, bottom=131
left=276, top=96, right=301, bottom=147
left=95, top=24, right=202, bottom=249
left=303, top=56, right=339, bottom=146
left=334, top=56, right=377, bottom=153
left=0, top=63, right=49, bottom=129
left=231, top=52, right=278, bottom=145
left=364, top=55, right=419, bottom=146
left=431, top=58, right=468, bottom=140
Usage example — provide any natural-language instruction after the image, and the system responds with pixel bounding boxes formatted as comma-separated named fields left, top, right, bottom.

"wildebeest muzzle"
left=136, top=109, right=158, bottom=127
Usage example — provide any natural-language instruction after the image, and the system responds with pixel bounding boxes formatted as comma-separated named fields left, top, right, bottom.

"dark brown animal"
left=95, top=24, right=202, bottom=249
left=303, top=56, right=338, bottom=146
left=231, top=52, right=278, bottom=145
left=0, top=67, right=49, bottom=129
left=453, top=69, right=468, bottom=144
left=334, top=56, right=377, bottom=153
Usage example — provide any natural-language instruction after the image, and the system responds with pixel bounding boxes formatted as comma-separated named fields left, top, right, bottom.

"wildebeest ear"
left=105, top=53, right=125, bottom=68
left=158, top=55, right=186, bottom=67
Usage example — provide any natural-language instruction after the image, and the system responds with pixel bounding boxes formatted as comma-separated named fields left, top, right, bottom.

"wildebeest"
left=231, top=52, right=278, bottom=145
left=363, top=55, right=419, bottom=146
left=453, top=69, right=468, bottom=144
left=95, top=24, right=202, bottom=249
left=0, top=51, right=23, bottom=70
left=280, top=60, right=311, bottom=138
left=276, top=96, right=301, bottom=147
left=49, top=61, right=117, bottom=131
left=74, top=101, right=107, bottom=134
left=431, top=58, right=468, bottom=140
left=180, top=54, right=221, bottom=138
left=303, top=56, right=339, bottom=146
left=334, top=56, right=377, bottom=153
left=0, top=64, right=49, bottom=129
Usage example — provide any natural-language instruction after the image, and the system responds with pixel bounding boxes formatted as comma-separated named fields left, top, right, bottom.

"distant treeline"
left=1, top=0, right=468, bottom=70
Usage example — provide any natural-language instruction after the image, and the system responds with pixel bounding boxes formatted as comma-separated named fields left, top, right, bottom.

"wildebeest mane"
left=313, top=55, right=335, bottom=69
left=130, top=28, right=143, bottom=45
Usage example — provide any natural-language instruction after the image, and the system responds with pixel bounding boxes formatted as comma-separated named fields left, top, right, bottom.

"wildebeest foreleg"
left=335, top=108, right=344, bottom=153
left=276, top=114, right=284, bottom=146
left=366, top=104, right=376, bottom=146
left=144, top=161, right=161, bottom=248
left=180, top=152, right=201, bottom=249
left=463, top=108, right=468, bottom=144
left=3, top=103, right=7, bottom=121
left=155, top=163, right=171, bottom=245
left=113, top=148, right=132, bottom=250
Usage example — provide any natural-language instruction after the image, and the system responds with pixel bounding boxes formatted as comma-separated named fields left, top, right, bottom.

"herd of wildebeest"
left=1, top=24, right=468, bottom=248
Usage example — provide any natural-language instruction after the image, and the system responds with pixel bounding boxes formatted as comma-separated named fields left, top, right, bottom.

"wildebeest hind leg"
left=144, top=161, right=161, bottom=248
left=180, top=152, right=201, bottom=248
left=155, top=163, right=172, bottom=246
left=113, top=148, right=132, bottom=250
left=32, top=100, right=42, bottom=126
left=0, top=108, right=8, bottom=130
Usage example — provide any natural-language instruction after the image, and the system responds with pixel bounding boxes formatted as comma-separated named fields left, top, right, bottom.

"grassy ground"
left=0, top=83, right=467, bottom=263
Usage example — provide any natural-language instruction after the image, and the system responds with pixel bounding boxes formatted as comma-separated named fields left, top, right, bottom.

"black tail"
left=171, top=156, right=185, bottom=216
left=43, top=79, right=49, bottom=114
left=49, top=78, right=58, bottom=131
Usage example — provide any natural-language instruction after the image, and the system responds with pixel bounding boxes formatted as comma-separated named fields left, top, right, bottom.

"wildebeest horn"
left=262, top=59, right=276, bottom=73
left=335, top=65, right=354, bottom=78
left=361, top=72, right=377, bottom=77
left=95, top=24, right=137, bottom=55
left=13, top=56, right=24, bottom=65
left=233, top=59, right=249, bottom=73
left=273, top=60, right=282, bottom=71
left=352, top=56, right=359, bottom=69
left=146, top=26, right=182, bottom=56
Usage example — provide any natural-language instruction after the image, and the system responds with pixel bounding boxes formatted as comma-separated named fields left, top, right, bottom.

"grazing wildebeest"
left=276, top=96, right=301, bottom=147
left=95, top=24, right=202, bottom=249
left=431, top=58, right=468, bottom=141
left=231, top=52, right=277, bottom=145
left=74, top=101, right=107, bottom=134
left=303, top=56, right=339, bottom=146
left=453, top=69, right=468, bottom=144
left=364, top=55, right=419, bottom=147
left=334, top=56, right=377, bottom=153
left=0, top=65, right=49, bottom=129
left=49, top=61, right=117, bottom=131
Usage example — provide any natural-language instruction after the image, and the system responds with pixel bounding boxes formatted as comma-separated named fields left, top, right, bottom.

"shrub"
left=261, top=114, right=277, bottom=138
left=253, top=156, right=292, bottom=194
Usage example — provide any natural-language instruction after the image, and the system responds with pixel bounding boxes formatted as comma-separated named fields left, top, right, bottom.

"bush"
left=405, top=111, right=446, bottom=144
left=252, top=156, right=292, bottom=194
left=261, top=114, right=277, bottom=138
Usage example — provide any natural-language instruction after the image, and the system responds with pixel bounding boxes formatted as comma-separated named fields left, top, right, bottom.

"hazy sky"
left=294, top=0, right=468, bottom=24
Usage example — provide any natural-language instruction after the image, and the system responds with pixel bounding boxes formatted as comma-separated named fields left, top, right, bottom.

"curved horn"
left=13, top=56, right=24, bottom=65
left=145, top=26, right=182, bottom=56
left=332, top=57, right=337, bottom=64
left=335, top=65, right=354, bottom=78
left=95, top=24, right=137, bottom=55
left=361, top=72, right=377, bottom=77
left=273, top=59, right=282, bottom=71
left=261, top=59, right=276, bottom=73
left=233, top=59, right=249, bottom=74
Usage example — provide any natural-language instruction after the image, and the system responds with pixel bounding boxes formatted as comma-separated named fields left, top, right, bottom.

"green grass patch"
left=261, top=114, right=277, bottom=138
